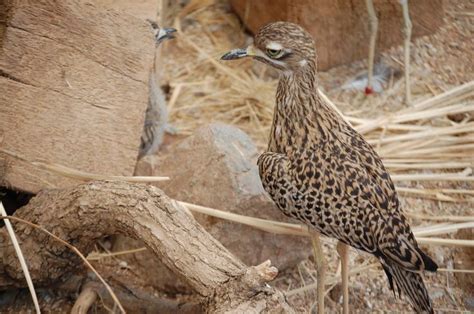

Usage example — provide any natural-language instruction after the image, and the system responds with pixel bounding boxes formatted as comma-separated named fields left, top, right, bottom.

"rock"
left=154, top=123, right=311, bottom=268
left=113, top=123, right=311, bottom=294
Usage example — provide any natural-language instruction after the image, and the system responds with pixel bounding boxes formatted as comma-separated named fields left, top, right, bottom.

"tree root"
left=0, top=181, right=293, bottom=312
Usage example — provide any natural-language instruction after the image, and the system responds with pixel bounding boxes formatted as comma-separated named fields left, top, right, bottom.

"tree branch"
left=0, top=181, right=293, bottom=312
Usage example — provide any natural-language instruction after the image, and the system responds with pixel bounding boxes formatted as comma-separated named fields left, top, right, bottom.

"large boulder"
left=154, top=123, right=311, bottom=267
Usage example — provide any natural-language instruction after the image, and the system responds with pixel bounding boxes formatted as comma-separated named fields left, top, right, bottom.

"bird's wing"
left=321, top=140, right=435, bottom=272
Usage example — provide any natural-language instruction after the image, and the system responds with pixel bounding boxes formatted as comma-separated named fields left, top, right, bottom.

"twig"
left=437, top=268, right=474, bottom=274
left=366, top=123, right=474, bottom=145
left=405, top=212, right=474, bottom=222
left=178, top=201, right=308, bottom=236
left=411, top=80, right=474, bottom=111
left=391, top=173, right=474, bottom=182
left=355, top=81, right=474, bottom=134
left=71, top=283, right=98, bottom=314
left=413, top=222, right=474, bottom=237
left=0, top=148, right=169, bottom=182
left=87, top=247, right=147, bottom=261
left=386, top=162, right=473, bottom=170
left=0, top=203, right=40, bottom=314
left=179, top=201, right=474, bottom=247
left=415, top=237, right=474, bottom=247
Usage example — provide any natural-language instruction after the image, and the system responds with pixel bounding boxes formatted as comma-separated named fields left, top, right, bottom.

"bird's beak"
left=156, top=27, right=177, bottom=43
left=221, top=45, right=256, bottom=60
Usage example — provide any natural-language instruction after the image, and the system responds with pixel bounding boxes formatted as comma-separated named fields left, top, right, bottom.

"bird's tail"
left=381, top=259, right=434, bottom=313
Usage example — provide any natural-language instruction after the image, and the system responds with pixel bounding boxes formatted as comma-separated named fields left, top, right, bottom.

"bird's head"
left=156, top=27, right=177, bottom=44
left=147, top=19, right=177, bottom=45
left=221, top=22, right=316, bottom=73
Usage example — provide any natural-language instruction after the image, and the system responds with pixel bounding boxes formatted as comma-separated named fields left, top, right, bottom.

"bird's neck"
left=268, top=61, right=342, bottom=155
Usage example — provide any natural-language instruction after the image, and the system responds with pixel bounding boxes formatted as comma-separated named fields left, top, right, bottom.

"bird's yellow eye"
left=266, top=48, right=282, bottom=58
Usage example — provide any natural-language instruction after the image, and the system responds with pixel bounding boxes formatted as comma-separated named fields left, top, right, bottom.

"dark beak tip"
left=220, top=52, right=232, bottom=61
left=220, top=48, right=247, bottom=61
left=155, top=27, right=178, bottom=43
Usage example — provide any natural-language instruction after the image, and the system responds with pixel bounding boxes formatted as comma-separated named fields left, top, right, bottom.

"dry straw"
left=0, top=148, right=169, bottom=183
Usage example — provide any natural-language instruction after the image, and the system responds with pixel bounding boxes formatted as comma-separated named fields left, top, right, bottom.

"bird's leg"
left=336, top=241, right=350, bottom=314
left=400, top=0, right=412, bottom=105
left=311, top=233, right=326, bottom=314
left=365, top=0, right=378, bottom=95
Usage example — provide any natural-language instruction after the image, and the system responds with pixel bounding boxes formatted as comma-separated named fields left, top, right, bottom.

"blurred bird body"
left=222, top=22, right=437, bottom=313
left=139, top=73, right=169, bottom=158
left=139, top=21, right=176, bottom=158
left=341, top=62, right=401, bottom=93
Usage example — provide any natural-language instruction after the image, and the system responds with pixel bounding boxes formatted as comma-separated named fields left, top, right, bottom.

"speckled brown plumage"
left=230, top=22, right=437, bottom=313
left=139, top=22, right=177, bottom=158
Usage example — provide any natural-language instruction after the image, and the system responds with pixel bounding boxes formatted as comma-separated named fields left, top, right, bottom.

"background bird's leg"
left=365, top=0, right=378, bottom=95
left=336, top=241, right=350, bottom=314
left=311, top=233, right=326, bottom=313
left=400, top=0, right=412, bottom=105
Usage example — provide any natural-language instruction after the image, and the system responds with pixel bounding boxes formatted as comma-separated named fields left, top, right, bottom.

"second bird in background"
left=139, top=21, right=177, bottom=159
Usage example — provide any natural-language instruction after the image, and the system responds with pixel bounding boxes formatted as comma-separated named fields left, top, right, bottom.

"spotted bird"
left=139, top=21, right=177, bottom=158
left=222, top=22, right=437, bottom=313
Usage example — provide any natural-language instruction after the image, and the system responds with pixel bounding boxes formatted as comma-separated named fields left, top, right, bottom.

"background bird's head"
left=147, top=19, right=177, bottom=45
left=222, top=21, right=316, bottom=73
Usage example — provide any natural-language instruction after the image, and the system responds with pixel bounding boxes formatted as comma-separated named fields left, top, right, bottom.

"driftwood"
left=0, top=181, right=293, bottom=312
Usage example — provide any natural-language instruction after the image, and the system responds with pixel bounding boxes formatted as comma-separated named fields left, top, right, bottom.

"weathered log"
left=0, top=181, right=293, bottom=312
left=0, top=0, right=154, bottom=193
